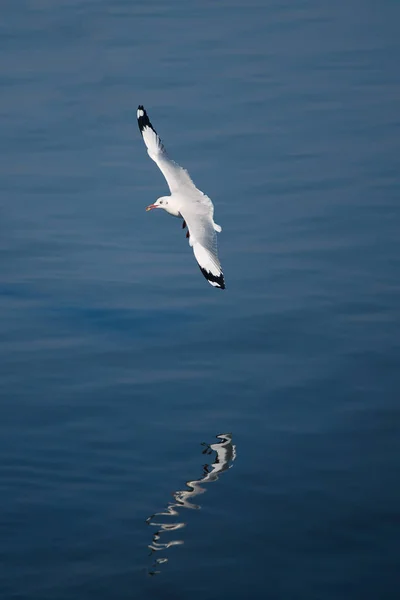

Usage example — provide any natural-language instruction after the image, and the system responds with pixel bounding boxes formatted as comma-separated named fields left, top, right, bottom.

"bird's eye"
left=159, top=200, right=163, bottom=204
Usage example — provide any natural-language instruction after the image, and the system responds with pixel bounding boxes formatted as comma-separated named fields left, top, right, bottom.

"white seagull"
left=137, top=105, right=225, bottom=289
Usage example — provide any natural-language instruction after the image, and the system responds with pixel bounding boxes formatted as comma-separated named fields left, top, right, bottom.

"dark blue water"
left=1, top=1, right=400, bottom=598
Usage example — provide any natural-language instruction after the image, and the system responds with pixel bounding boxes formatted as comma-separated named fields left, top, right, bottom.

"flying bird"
left=137, top=105, right=225, bottom=289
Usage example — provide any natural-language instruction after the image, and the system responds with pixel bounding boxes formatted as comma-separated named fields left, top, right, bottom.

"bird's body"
left=137, top=106, right=225, bottom=289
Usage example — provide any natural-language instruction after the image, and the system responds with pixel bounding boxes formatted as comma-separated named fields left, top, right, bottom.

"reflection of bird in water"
left=146, top=433, right=236, bottom=575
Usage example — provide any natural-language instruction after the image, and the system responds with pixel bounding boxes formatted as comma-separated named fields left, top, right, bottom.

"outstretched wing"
left=181, top=200, right=225, bottom=289
left=137, top=106, right=197, bottom=194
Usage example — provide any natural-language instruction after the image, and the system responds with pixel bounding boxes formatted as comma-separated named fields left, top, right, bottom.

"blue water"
left=1, top=1, right=400, bottom=598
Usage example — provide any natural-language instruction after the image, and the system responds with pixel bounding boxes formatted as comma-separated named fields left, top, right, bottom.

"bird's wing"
left=180, top=197, right=225, bottom=289
left=137, top=105, right=197, bottom=194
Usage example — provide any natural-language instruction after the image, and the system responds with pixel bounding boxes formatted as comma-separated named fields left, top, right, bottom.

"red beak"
left=145, top=204, right=158, bottom=212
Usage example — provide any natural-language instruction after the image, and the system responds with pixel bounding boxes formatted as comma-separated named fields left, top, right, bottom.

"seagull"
left=137, top=105, right=225, bottom=289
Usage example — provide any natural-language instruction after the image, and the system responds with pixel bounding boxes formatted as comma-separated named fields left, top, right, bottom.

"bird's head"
left=146, top=196, right=169, bottom=212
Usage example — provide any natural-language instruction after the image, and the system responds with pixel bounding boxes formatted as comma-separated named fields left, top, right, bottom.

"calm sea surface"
left=1, top=1, right=400, bottom=598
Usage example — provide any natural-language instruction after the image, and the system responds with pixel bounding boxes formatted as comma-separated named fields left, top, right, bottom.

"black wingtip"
left=137, top=105, right=154, bottom=134
left=199, top=266, right=226, bottom=290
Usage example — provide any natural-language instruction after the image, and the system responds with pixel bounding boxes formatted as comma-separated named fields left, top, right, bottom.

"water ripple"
left=146, top=434, right=236, bottom=576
